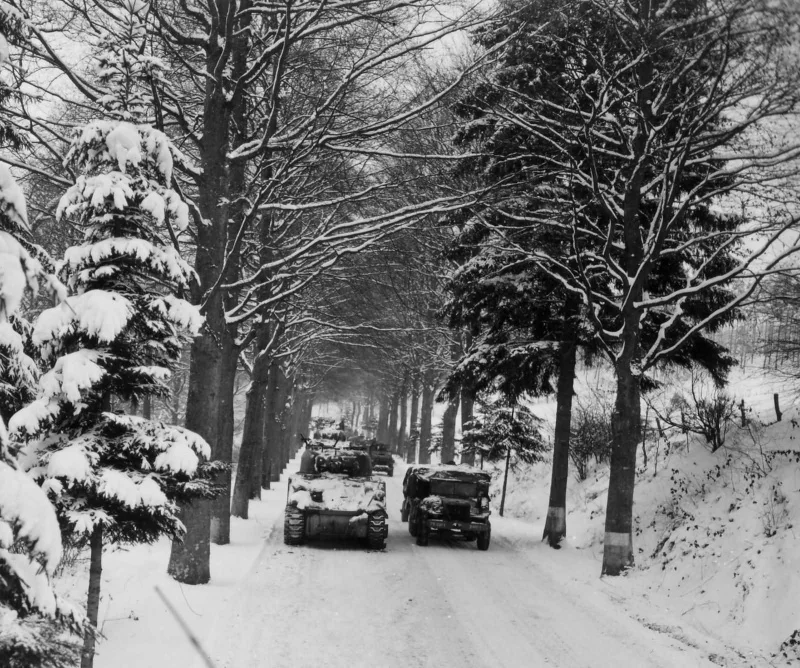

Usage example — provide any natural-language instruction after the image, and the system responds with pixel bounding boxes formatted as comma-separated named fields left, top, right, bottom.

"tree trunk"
left=262, top=363, right=280, bottom=486
left=211, top=341, right=237, bottom=544
left=440, top=341, right=461, bottom=464
left=600, top=1, right=651, bottom=575
left=285, top=385, right=303, bottom=460
left=231, top=350, right=269, bottom=519
left=377, top=394, right=390, bottom=442
left=499, top=443, right=512, bottom=517
left=295, top=393, right=310, bottom=456
left=387, top=390, right=399, bottom=451
left=543, top=297, right=579, bottom=548
left=419, top=371, right=435, bottom=465
left=602, top=358, right=641, bottom=575
left=459, top=326, right=478, bottom=465
left=168, top=4, right=249, bottom=582
left=250, top=397, right=264, bottom=500
left=365, top=395, right=374, bottom=436
left=460, top=388, right=475, bottom=465
left=142, top=395, right=152, bottom=420
left=274, top=369, right=290, bottom=475
left=440, top=393, right=459, bottom=465
left=397, top=377, right=408, bottom=458
left=168, top=325, right=220, bottom=584
left=407, top=376, right=420, bottom=463
left=302, top=397, right=314, bottom=442
left=80, top=525, right=103, bottom=668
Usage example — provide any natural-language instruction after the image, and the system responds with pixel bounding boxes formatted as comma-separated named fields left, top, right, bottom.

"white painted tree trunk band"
left=604, top=531, right=632, bottom=547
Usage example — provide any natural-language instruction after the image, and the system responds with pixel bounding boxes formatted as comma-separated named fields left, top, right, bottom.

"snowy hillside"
left=495, top=363, right=800, bottom=665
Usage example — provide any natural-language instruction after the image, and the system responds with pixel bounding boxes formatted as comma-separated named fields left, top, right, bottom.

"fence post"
left=774, top=393, right=782, bottom=422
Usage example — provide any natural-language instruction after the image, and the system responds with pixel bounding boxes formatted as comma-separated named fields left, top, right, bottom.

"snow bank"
left=495, top=364, right=800, bottom=663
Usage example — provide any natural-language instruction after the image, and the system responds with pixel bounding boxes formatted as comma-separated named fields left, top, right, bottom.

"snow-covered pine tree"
left=8, top=6, right=215, bottom=665
left=10, top=122, right=212, bottom=667
left=461, top=399, right=547, bottom=467
left=0, top=195, right=82, bottom=668
left=0, top=8, right=83, bottom=668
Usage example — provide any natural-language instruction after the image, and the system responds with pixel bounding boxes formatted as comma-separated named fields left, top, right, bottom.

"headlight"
left=480, top=496, right=490, bottom=511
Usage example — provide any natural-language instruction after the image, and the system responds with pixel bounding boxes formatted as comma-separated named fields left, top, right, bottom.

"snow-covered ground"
left=497, top=363, right=800, bottom=666
left=203, top=467, right=745, bottom=668
left=53, top=364, right=800, bottom=667
left=53, top=463, right=300, bottom=668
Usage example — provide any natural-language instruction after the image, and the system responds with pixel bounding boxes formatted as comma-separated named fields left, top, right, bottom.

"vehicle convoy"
left=284, top=439, right=388, bottom=549
left=368, top=441, right=394, bottom=477
left=401, top=464, right=492, bottom=550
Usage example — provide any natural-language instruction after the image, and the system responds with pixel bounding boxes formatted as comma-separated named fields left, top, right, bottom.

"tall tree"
left=453, top=0, right=800, bottom=574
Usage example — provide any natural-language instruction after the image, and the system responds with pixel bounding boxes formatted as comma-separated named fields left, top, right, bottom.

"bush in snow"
left=649, top=367, right=738, bottom=454
left=9, top=88, right=212, bottom=665
left=570, top=400, right=613, bottom=482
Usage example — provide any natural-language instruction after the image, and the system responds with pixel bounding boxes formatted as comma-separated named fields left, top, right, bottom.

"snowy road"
left=203, top=463, right=733, bottom=668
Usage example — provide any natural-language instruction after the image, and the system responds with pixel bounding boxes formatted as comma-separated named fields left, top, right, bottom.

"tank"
left=368, top=441, right=394, bottom=476
left=284, top=439, right=388, bottom=549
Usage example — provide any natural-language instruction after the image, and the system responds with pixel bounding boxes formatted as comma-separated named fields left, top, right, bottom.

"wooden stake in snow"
left=774, top=394, right=782, bottom=422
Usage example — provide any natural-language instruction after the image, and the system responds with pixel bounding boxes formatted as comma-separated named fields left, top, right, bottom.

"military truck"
left=284, top=439, right=388, bottom=549
left=401, top=464, right=492, bottom=550
left=368, top=441, right=394, bottom=477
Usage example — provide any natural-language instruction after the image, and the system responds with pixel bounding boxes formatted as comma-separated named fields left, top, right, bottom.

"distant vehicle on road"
left=369, top=441, right=394, bottom=477
left=284, top=438, right=388, bottom=549
left=401, top=464, right=492, bottom=550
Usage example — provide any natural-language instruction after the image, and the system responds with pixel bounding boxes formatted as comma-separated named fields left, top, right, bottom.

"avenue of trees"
left=1, top=0, right=799, bottom=663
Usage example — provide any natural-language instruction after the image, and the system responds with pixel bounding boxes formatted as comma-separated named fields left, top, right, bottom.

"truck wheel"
left=477, top=525, right=491, bottom=551
left=408, top=508, right=418, bottom=536
left=283, top=505, right=305, bottom=545
left=367, top=510, right=387, bottom=550
left=416, top=517, right=429, bottom=547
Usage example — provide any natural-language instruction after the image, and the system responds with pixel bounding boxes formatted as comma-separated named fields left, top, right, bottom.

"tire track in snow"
left=204, top=463, right=725, bottom=668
